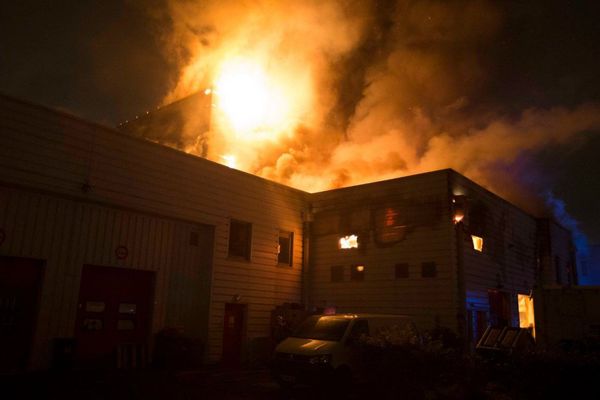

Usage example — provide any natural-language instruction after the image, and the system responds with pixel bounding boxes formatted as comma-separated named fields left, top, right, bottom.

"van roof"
left=321, top=313, right=412, bottom=319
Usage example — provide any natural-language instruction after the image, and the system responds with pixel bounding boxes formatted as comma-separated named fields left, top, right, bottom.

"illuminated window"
left=351, top=265, right=365, bottom=281
left=421, top=262, right=437, bottom=278
left=331, top=265, right=344, bottom=282
left=471, top=235, right=483, bottom=252
left=278, top=231, right=293, bottom=266
left=339, top=235, right=358, bottom=249
left=518, top=294, right=536, bottom=339
left=395, top=263, right=409, bottom=279
left=228, top=219, right=252, bottom=260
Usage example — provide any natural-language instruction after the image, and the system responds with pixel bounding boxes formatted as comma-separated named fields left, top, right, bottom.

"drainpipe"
left=301, top=205, right=313, bottom=309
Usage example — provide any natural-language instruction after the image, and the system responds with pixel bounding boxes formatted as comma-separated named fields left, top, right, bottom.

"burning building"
left=0, top=93, right=580, bottom=371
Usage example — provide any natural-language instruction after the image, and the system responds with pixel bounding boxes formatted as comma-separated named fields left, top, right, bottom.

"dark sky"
left=1, top=0, right=600, bottom=243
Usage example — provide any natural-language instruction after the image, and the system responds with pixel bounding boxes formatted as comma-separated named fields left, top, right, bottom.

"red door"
left=0, top=257, right=44, bottom=372
left=488, top=290, right=511, bottom=327
left=75, top=265, right=154, bottom=367
left=222, top=303, right=246, bottom=366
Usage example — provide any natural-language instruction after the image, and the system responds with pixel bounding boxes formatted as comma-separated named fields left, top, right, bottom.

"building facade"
left=0, top=94, right=575, bottom=371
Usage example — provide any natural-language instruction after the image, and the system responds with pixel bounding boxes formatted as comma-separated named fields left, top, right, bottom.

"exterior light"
left=339, top=235, right=358, bottom=249
left=356, top=265, right=364, bottom=272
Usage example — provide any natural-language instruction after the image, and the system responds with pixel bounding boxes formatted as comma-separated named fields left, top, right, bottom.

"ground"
left=2, top=352, right=600, bottom=400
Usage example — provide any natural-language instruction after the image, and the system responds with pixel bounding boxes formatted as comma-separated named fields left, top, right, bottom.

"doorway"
left=488, top=289, right=511, bottom=327
left=518, top=294, right=536, bottom=338
left=75, top=265, right=154, bottom=367
left=222, top=303, right=246, bottom=366
left=0, top=256, right=44, bottom=372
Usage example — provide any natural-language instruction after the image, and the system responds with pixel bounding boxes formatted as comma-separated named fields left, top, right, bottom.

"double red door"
left=75, top=265, right=154, bottom=367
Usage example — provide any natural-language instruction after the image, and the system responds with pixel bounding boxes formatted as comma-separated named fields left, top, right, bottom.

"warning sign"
left=115, top=245, right=128, bottom=260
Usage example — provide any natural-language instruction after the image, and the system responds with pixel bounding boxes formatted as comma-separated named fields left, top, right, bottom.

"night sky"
left=1, top=0, right=600, bottom=244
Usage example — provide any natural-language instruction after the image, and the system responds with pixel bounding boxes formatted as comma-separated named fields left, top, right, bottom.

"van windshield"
left=291, top=316, right=351, bottom=341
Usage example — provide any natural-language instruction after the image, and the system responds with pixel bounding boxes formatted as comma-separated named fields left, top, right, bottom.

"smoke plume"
left=145, top=0, right=600, bottom=248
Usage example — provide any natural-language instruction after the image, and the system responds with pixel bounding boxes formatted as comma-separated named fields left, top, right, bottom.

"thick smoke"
left=149, top=0, right=600, bottom=250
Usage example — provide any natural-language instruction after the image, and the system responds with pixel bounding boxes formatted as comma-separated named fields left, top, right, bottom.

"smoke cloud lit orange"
left=147, top=0, right=600, bottom=220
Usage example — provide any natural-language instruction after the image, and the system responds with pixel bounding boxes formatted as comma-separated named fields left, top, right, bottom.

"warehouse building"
left=0, top=94, right=575, bottom=371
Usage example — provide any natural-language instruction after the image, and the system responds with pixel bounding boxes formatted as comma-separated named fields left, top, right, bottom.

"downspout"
left=301, top=204, right=313, bottom=308
left=449, top=173, right=467, bottom=350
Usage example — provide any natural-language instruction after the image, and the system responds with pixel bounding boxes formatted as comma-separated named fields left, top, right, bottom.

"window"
left=351, top=264, right=365, bottom=281
left=278, top=231, right=293, bottom=266
left=228, top=219, right=252, bottom=260
left=421, top=262, right=437, bottom=278
left=339, top=235, right=358, bottom=249
left=555, top=256, right=562, bottom=284
left=395, top=263, right=409, bottom=279
left=347, top=319, right=369, bottom=344
left=331, top=265, right=344, bottom=282
left=471, top=235, right=484, bottom=252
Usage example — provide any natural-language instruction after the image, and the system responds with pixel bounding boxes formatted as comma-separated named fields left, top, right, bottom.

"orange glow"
left=213, top=57, right=305, bottom=142
left=454, top=212, right=465, bottom=224
left=221, top=154, right=237, bottom=169
left=355, top=265, right=364, bottom=272
left=471, top=235, right=483, bottom=252
left=339, top=235, right=358, bottom=249
left=518, top=294, right=536, bottom=338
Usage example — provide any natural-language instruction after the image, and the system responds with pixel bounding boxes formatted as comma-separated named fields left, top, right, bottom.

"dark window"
left=278, top=232, right=293, bottom=266
left=189, top=231, right=199, bottom=246
left=395, top=263, right=409, bottom=279
left=331, top=265, right=344, bottom=282
left=228, top=220, right=252, bottom=260
left=555, top=256, right=562, bottom=284
left=350, top=264, right=365, bottom=281
left=421, top=262, right=437, bottom=278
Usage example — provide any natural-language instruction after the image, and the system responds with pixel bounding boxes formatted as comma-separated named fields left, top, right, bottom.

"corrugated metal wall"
left=308, top=170, right=457, bottom=331
left=450, top=172, right=538, bottom=332
left=0, top=95, right=306, bottom=365
left=0, top=186, right=212, bottom=368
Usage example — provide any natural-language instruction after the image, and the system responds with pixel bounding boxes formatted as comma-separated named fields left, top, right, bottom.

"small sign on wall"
left=115, top=245, right=129, bottom=260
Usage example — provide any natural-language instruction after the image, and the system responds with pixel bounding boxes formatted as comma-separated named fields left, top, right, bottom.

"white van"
left=272, top=313, right=418, bottom=387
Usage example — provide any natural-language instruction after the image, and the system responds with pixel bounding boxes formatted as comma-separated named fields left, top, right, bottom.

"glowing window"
left=339, top=235, right=358, bottom=249
left=471, top=235, right=483, bottom=252
left=351, top=265, right=365, bottom=281
left=518, top=294, right=536, bottom=339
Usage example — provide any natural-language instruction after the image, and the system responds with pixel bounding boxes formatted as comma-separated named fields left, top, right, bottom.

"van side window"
left=348, top=319, right=369, bottom=344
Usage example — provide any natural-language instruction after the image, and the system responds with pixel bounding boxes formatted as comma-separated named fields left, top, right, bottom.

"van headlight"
left=309, top=354, right=332, bottom=365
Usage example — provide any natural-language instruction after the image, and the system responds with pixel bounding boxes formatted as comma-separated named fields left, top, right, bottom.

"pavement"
left=0, top=366, right=351, bottom=400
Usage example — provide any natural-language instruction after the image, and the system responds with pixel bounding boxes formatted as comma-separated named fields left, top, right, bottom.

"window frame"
left=228, top=219, right=252, bottom=261
left=421, top=262, right=437, bottom=278
left=350, top=264, right=365, bottom=281
left=395, top=263, right=409, bottom=279
left=277, top=231, right=294, bottom=267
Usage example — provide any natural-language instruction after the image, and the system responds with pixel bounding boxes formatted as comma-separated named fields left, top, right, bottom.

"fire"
left=221, top=154, right=237, bottom=169
left=213, top=57, right=295, bottom=141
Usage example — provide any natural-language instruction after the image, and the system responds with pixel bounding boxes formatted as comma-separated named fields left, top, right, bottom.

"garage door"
left=75, top=265, right=154, bottom=367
